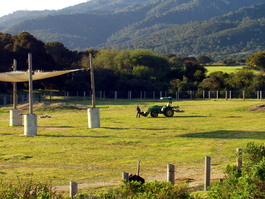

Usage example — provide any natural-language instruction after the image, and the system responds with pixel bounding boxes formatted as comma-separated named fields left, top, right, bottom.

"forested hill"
left=111, top=3, right=265, bottom=61
left=1, top=0, right=265, bottom=60
left=0, top=0, right=151, bottom=28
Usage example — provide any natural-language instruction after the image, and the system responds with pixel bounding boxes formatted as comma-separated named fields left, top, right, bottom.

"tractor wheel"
left=163, top=107, right=174, bottom=117
left=150, top=112, right=158, bottom=117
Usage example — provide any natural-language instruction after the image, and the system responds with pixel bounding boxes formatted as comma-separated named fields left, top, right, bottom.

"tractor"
left=140, top=97, right=183, bottom=117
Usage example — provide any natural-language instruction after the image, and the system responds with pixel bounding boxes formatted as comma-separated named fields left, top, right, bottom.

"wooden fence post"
left=122, top=172, right=129, bottom=182
left=70, top=181, right=78, bottom=199
left=236, top=148, right=242, bottom=170
left=115, top=91, right=118, bottom=99
left=175, top=91, right=178, bottom=100
left=167, top=164, right=175, bottom=184
left=260, top=91, right=263, bottom=100
left=204, top=156, right=211, bottom=191
left=3, top=96, right=6, bottom=105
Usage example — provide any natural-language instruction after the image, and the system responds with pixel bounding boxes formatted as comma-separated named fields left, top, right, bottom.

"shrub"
left=81, top=180, right=190, bottom=199
left=209, top=142, right=265, bottom=199
left=0, top=178, right=63, bottom=199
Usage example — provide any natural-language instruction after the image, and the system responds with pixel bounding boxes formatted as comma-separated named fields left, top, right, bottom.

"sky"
left=0, top=0, right=90, bottom=17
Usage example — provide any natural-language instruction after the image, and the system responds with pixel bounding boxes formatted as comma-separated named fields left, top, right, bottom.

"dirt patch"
left=248, top=103, right=265, bottom=111
left=54, top=168, right=225, bottom=192
left=17, top=102, right=89, bottom=111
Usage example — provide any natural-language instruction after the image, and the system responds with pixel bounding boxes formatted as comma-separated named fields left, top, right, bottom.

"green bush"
left=0, top=178, right=63, bottom=199
left=80, top=180, right=190, bottom=199
left=209, top=142, right=265, bottom=199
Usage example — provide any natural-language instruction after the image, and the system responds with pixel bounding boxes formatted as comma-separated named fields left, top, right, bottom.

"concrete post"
left=24, top=114, right=37, bottom=136
left=10, top=109, right=22, bottom=126
left=88, top=108, right=100, bottom=128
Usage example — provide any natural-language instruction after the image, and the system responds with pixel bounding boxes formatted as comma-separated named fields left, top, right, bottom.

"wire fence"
left=0, top=90, right=264, bottom=106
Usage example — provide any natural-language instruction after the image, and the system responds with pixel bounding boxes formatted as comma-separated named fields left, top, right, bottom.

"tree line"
left=0, top=32, right=264, bottom=95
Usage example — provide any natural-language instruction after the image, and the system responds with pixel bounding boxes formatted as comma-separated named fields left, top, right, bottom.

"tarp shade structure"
left=0, top=69, right=80, bottom=82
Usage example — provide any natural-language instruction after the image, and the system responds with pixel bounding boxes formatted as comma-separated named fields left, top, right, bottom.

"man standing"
left=136, top=106, right=141, bottom=118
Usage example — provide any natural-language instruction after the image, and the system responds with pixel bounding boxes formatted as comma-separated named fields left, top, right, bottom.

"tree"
left=184, top=60, right=207, bottom=82
left=227, top=69, right=254, bottom=91
left=129, top=49, right=171, bottom=81
left=200, top=71, right=229, bottom=91
left=93, top=49, right=119, bottom=72
left=196, top=55, right=213, bottom=65
left=246, top=51, right=265, bottom=71
left=222, top=58, right=236, bottom=65
left=45, top=42, right=79, bottom=68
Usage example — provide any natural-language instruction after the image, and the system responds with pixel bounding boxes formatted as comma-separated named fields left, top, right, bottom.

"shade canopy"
left=0, top=69, right=80, bottom=82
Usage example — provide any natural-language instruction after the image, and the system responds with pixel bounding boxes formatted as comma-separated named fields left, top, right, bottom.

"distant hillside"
left=1, top=0, right=265, bottom=60
left=0, top=0, right=151, bottom=28
left=109, top=3, right=265, bottom=60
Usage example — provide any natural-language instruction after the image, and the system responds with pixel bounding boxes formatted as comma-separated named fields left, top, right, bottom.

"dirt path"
left=54, top=168, right=225, bottom=192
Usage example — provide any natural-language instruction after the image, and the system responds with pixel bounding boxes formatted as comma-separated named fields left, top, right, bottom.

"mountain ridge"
left=1, top=0, right=265, bottom=60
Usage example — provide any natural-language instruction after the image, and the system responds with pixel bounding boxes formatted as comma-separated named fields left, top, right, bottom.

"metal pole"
left=90, top=53, right=96, bottom=108
left=13, top=59, right=17, bottom=109
left=28, top=53, right=33, bottom=114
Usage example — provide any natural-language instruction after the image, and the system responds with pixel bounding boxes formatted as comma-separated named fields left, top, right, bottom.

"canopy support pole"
left=24, top=53, right=37, bottom=136
left=87, top=53, right=100, bottom=128
left=10, top=59, right=22, bottom=126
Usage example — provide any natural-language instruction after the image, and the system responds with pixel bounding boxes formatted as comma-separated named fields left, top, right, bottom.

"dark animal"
left=128, top=174, right=145, bottom=184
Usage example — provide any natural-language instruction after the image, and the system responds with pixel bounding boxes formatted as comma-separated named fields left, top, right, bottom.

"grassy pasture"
left=205, top=65, right=244, bottom=74
left=0, top=99, right=264, bottom=189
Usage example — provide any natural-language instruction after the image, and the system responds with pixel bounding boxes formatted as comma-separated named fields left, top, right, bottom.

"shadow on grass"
left=179, top=130, right=265, bottom=139
left=40, top=126, right=75, bottom=128
left=39, top=134, right=111, bottom=138
left=141, top=115, right=206, bottom=119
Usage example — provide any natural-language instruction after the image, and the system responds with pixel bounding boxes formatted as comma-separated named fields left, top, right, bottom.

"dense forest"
left=1, top=32, right=265, bottom=98
left=1, top=0, right=265, bottom=61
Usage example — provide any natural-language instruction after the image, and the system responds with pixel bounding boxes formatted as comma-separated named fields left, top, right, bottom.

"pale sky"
left=0, top=0, right=90, bottom=17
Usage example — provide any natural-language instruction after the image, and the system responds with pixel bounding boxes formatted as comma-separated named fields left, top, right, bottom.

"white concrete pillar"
left=88, top=108, right=100, bottom=128
left=10, top=109, right=22, bottom=126
left=24, top=114, right=37, bottom=136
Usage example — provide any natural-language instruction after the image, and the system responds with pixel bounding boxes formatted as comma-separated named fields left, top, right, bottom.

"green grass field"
left=205, top=65, right=243, bottom=74
left=0, top=99, right=264, bottom=190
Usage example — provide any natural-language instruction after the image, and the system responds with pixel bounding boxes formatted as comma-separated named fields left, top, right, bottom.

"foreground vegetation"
left=0, top=98, right=265, bottom=198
